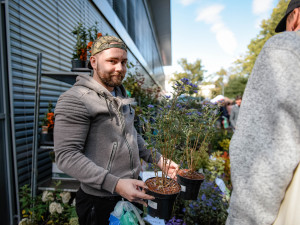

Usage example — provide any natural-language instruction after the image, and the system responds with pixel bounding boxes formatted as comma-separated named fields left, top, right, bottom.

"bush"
left=19, top=183, right=78, bottom=225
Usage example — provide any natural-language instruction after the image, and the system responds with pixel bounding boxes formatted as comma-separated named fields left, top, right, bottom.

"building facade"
left=0, top=0, right=171, bottom=224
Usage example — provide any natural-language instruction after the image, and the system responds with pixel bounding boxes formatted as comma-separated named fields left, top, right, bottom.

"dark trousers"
left=76, top=188, right=122, bottom=225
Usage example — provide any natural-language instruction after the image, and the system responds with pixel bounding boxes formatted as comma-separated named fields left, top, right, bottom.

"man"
left=226, top=0, right=300, bottom=224
left=229, top=95, right=242, bottom=131
left=54, top=35, right=178, bottom=224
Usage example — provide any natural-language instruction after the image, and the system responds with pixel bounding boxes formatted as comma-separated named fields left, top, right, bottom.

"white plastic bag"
left=109, top=200, right=145, bottom=225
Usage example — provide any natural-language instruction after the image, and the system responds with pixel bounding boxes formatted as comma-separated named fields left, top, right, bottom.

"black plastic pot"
left=177, top=174, right=204, bottom=200
left=146, top=178, right=180, bottom=220
left=40, top=129, right=53, bottom=144
left=71, top=60, right=87, bottom=70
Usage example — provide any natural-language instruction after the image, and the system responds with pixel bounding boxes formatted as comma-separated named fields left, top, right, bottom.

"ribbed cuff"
left=101, top=173, right=120, bottom=194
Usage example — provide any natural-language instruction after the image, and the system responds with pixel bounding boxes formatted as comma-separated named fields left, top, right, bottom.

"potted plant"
left=71, top=22, right=88, bottom=70
left=141, top=78, right=201, bottom=219
left=170, top=79, right=219, bottom=200
left=40, top=101, right=54, bottom=143
left=176, top=100, right=219, bottom=200
left=86, top=22, right=102, bottom=58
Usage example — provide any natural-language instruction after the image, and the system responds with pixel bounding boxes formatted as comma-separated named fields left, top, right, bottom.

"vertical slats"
left=8, top=0, right=166, bottom=194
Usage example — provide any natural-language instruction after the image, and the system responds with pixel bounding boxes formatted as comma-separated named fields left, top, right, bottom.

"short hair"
left=235, top=95, right=242, bottom=100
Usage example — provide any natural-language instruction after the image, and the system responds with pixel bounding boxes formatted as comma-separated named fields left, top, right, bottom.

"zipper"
left=107, top=142, right=117, bottom=172
left=124, top=133, right=134, bottom=171
left=110, top=101, right=134, bottom=172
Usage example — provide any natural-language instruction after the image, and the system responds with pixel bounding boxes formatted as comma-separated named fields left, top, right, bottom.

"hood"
left=74, top=74, right=135, bottom=111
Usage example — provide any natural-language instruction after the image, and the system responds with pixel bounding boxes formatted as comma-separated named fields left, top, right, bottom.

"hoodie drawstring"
left=102, top=93, right=113, bottom=121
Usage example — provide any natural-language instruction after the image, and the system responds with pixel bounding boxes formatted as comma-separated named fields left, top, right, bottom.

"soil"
left=145, top=177, right=181, bottom=195
left=177, top=169, right=205, bottom=180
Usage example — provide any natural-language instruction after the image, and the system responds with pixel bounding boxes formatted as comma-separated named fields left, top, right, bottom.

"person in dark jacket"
left=229, top=95, right=242, bottom=131
left=54, top=35, right=178, bottom=224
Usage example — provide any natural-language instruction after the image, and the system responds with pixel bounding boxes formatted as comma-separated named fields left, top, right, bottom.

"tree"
left=235, top=0, right=289, bottom=76
left=224, top=75, right=248, bottom=99
left=210, top=68, right=227, bottom=97
left=172, top=58, right=206, bottom=84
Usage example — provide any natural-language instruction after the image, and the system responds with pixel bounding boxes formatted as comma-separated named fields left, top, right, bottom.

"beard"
left=97, top=72, right=125, bottom=88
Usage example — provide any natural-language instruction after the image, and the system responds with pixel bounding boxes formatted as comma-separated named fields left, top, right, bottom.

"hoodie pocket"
left=107, top=142, right=118, bottom=172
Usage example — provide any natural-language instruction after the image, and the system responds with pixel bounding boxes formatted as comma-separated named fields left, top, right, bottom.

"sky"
left=164, top=0, right=278, bottom=83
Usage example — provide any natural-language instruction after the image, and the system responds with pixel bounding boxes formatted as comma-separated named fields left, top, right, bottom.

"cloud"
left=179, top=0, right=197, bottom=6
left=252, top=0, right=274, bottom=15
left=196, top=4, right=237, bottom=55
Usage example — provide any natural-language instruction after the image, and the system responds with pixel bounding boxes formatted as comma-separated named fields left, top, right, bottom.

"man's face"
left=91, top=47, right=127, bottom=91
left=236, top=99, right=242, bottom=107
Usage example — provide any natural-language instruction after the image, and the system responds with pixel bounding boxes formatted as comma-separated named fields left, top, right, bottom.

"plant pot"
left=40, top=126, right=53, bottom=143
left=71, top=60, right=87, bottom=69
left=177, top=169, right=205, bottom=200
left=145, top=177, right=180, bottom=220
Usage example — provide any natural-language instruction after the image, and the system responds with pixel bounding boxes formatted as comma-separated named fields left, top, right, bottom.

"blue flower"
left=201, top=194, right=206, bottom=201
left=182, top=208, right=186, bottom=213
left=186, top=112, right=192, bottom=116
left=147, top=104, right=154, bottom=108
left=165, top=95, right=171, bottom=99
left=181, top=77, right=189, bottom=83
left=212, top=207, right=217, bottom=211
left=206, top=201, right=212, bottom=207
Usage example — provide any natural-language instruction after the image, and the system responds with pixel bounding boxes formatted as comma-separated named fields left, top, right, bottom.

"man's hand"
left=157, top=156, right=179, bottom=180
left=115, top=179, right=155, bottom=207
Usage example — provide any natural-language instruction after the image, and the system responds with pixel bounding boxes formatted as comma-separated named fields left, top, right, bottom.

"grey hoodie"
left=54, top=74, right=161, bottom=197
left=226, top=31, right=300, bottom=225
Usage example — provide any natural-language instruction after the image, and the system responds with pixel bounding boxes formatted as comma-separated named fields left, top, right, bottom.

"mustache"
left=111, top=73, right=124, bottom=77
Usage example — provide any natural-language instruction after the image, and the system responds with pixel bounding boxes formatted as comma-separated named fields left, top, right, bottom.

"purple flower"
left=212, top=207, right=217, bottom=211
left=201, top=194, right=206, bottom=201
left=181, top=78, right=189, bottom=83
left=165, top=95, right=171, bottom=99
left=182, top=208, right=186, bottom=213
left=148, top=104, right=154, bottom=108
left=186, top=112, right=192, bottom=116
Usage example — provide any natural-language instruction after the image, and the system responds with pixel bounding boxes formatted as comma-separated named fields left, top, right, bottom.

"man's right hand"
left=114, top=179, right=155, bottom=207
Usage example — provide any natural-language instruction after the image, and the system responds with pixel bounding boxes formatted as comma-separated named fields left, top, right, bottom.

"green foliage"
left=123, top=63, right=161, bottom=116
left=224, top=75, right=248, bottom=99
left=19, top=184, right=78, bottom=225
left=41, top=101, right=54, bottom=128
left=141, top=78, right=219, bottom=178
left=87, top=22, right=99, bottom=44
left=172, top=58, right=206, bottom=84
left=182, top=180, right=229, bottom=225
left=72, top=23, right=88, bottom=61
left=209, top=129, right=233, bottom=154
left=234, top=0, right=289, bottom=76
